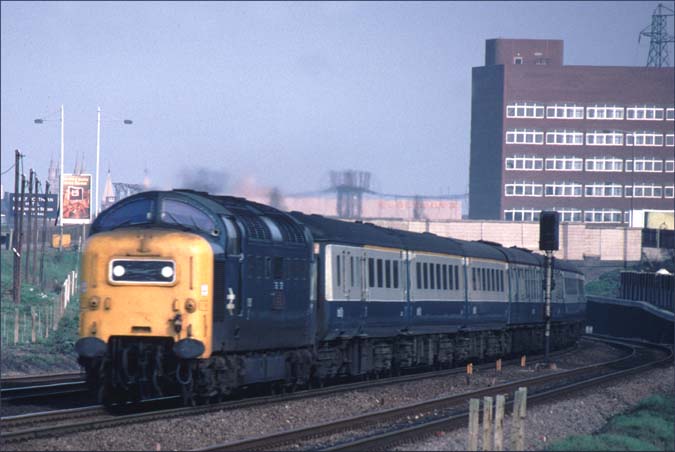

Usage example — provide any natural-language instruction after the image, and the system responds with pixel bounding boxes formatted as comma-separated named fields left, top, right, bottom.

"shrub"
left=548, top=433, right=659, bottom=451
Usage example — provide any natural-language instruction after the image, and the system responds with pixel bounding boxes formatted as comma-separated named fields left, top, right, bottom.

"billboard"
left=62, top=173, right=92, bottom=224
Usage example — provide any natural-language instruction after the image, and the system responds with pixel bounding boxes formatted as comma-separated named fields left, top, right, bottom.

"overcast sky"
left=1, top=1, right=671, bottom=201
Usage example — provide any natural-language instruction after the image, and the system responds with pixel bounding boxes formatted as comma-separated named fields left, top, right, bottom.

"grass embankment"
left=547, top=394, right=675, bottom=451
left=1, top=248, right=81, bottom=374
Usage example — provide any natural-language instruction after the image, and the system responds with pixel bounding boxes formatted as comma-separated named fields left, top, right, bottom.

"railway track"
left=0, top=342, right=579, bottom=444
left=191, top=337, right=672, bottom=451
left=0, top=372, right=87, bottom=402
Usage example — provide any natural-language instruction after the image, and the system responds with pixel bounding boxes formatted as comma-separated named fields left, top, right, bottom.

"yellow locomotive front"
left=76, top=225, right=215, bottom=403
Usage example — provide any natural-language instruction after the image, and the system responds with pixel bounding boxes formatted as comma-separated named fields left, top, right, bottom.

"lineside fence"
left=1, top=271, right=77, bottom=345
left=467, top=387, right=528, bottom=451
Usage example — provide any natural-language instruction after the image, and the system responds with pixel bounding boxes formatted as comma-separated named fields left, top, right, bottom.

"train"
left=75, top=189, right=586, bottom=405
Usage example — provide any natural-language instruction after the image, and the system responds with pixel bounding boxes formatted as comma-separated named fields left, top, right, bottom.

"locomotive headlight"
left=161, top=266, right=174, bottom=278
left=185, top=298, right=197, bottom=313
left=112, top=265, right=126, bottom=278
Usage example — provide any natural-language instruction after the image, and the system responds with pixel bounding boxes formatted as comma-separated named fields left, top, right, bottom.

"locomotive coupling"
left=173, top=338, right=205, bottom=359
left=75, top=337, right=107, bottom=358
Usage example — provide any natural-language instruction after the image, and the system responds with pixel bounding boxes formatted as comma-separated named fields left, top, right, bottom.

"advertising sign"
left=8, top=193, right=59, bottom=219
left=62, top=173, right=92, bottom=224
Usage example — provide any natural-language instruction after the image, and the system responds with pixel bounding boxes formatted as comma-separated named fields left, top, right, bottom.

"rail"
left=193, top=337, right=670, bottom=451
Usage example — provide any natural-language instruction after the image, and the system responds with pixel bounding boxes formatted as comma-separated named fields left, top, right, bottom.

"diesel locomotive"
left=75, top=189, right=586, bottom=405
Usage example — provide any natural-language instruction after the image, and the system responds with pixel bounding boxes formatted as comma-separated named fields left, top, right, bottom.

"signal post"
left=539, top=211, right=559, bottom=366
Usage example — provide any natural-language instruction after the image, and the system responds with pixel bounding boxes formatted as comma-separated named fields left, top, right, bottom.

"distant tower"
left=142, top=167, right=150, bottom=189
left=269, top=187, right=285, bottom=210
left=413, top=195, right=426, bottom=220
left=639, top=3, right=675, bottom=67
left=73, top=153, right=81, bottom=175
left=330, top=170, right=371, bottom=219
left=101, top=168, right=116, bottom=211
left=47, top=156, right=59, bottom=194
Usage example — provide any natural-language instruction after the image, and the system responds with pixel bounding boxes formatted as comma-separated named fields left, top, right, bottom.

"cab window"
left=96, top=198, right=154, bottom=231
left=160, top=199, right=215, bottom=235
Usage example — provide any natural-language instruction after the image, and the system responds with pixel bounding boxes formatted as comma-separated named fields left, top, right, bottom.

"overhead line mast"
left=639, top=3, right=675, bottom=67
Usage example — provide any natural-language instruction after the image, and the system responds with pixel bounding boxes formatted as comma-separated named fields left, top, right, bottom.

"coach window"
left=430, top=263, right=435, bottom=290
left=393, top=261, right=399, bottom=288
left=442, top=265, right=448, bottom=290
left=416, top=262, right=422, bottom=289
left=472, top=268, right=476, bottom=290
left=377, top=259, right=383, bottom=288
left=436, top=265, right=442, bottom=291
left=350, top=257, right=356, bottom=287
left=336, top=255, right=341, bottom=287
left=423, top=263, right=429, bottom=289
left=448, top=266, right=454, bottom=290
left=385, top=260, right=391, bottom=288
left=368, top=258, right=375, bottom=288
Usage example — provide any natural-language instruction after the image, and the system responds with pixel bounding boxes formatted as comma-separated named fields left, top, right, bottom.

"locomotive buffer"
left=539, top=211, right=560, bottom=366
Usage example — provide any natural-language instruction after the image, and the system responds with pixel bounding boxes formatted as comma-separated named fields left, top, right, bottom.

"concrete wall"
left=369, top=219, right=642, bottom=262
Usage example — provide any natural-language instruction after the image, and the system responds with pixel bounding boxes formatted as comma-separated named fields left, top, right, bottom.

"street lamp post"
left=34, top=104, right=65, bottom=250
left=95, top=107, right=133, bottom=217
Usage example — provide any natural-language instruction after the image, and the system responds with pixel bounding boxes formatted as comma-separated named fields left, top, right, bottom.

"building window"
left=625, top=132, right=664, bottom=146
left=514, top=57, right=523, bottom=65
left=585, top=157, right=623, bottom=172
left=546, top=129, right=584, bottom=145
left=584, top=183, right=623, bottom=197
left=625, top=158, right=664, bottom=173
left=626, top=105, right=665, bottom=120
left=506, top=102, right=545, bottom=119
left=504, top=209, right=540, bottom=222
left=506, top=128, right=544, bottom=144
left=505, top=156, right=544, bottom=170
left=666, top=134, right=674, bottom=146
left=551, top=208, right=582, bottom=222
left=505, top=181, right=543, bottom=197
left=665, top=160, right=674, bottom=173
left=587, top=105, right=624, bottom=120
left=625, top=184, right=663, bottom=198
left=584, top=209, right=623, bottom=223
left=545, top=156, right=583, bottom=171
left=665, top=186, right=674, bottom=198
left=667, top=108, right=675, bottom=121
left=546, top=103, right=584, bottom=119
left=544, top=182, right=583, bottom=197
left=585, top=130, right=624, bottom=146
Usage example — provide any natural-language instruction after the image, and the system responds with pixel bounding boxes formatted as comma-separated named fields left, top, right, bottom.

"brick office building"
left=469, top=38, right=674, bottom=227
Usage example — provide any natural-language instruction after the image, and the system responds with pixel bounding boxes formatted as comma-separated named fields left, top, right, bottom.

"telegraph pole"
left=39, top=182, right=50, bottom=290
left=25, top=169, right=34, bottom=277
left=31, top=178, right=41, bottom=284
left=12, top=150, right=22, bottom=305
